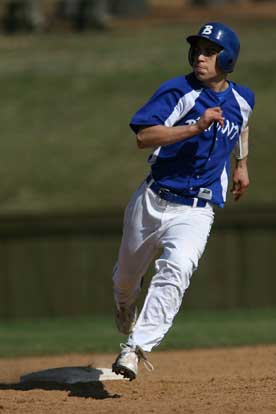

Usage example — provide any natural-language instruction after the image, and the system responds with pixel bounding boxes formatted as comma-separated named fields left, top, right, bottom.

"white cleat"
left=112, top=344, right=154, bottom=381
left=115, top=304, right=138, bottom=335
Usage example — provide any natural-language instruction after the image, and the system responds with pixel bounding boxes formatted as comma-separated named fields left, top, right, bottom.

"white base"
left=20, top=366, right=127, bottom=384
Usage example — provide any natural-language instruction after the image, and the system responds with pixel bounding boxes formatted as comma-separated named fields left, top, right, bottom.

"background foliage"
left=0, top=21, right=275, bottom=213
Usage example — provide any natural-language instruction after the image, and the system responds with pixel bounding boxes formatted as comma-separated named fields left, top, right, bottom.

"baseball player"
left=112, top=22, right=255, bottom=380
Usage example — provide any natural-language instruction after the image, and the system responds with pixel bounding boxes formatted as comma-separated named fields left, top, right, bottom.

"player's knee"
left=153, top=258, right=195, bottom=295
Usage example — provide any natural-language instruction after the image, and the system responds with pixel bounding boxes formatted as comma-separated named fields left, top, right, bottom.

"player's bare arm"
left=136, top=107, right=224, bottom=149
left=231, top=157, right=249, bottom=201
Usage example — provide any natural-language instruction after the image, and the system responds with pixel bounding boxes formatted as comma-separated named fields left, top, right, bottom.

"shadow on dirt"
left=0, top=380, right=121, bottom=399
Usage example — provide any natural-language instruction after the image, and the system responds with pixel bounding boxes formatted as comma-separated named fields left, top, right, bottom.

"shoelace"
left=120, top=343, right=154, bottom=372
left=135, top=345, right=154, bottom=372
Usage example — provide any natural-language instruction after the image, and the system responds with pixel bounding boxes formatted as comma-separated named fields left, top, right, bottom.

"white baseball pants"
left=112, top=180, right=214, bottom=352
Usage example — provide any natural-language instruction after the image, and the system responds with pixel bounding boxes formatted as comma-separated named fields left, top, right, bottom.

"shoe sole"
left=112, top=363, right=136, bottom=381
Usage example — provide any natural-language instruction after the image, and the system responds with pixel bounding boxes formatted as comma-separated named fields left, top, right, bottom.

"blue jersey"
left=130, top=73, right=255, bottom=207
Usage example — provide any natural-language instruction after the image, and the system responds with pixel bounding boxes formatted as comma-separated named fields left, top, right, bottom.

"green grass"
left=0, top=308, right=275, bottom=357
left=0, top=21, right=275, bottom=213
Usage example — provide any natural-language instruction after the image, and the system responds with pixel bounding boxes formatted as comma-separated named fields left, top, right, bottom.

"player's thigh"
left=116, top=182, right=160, bottom=278
left=160, top=205, right=214, bottom=275
left=121, top=181, right=155, bottom=253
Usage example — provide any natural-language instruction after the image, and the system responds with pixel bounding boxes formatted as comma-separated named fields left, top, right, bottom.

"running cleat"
left=115, top=304, right=138, bottom=335
left=112, top=344, right=154, bottom=381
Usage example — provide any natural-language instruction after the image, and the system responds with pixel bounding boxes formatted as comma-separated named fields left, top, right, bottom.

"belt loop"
left=192, top=198, right=198, bottom=208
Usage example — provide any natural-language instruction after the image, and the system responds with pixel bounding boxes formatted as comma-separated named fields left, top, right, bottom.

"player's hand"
left=231, top=160, right=250, bottom=201
left=196, top=107, right=224, bottom=131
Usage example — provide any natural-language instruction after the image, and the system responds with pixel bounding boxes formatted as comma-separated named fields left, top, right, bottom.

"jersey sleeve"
left=246, top=89, right=255, bottom=111
left=129, top=78, right=187, bottom=134
left=232, top=85, right=255, bottom=159
left=241, top=87, right=255, bottom=128
left=235, top=84, right=255, bottom=112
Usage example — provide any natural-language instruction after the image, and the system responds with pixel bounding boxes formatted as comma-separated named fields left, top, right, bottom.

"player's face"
left=191, top=38, right=224, bottom=83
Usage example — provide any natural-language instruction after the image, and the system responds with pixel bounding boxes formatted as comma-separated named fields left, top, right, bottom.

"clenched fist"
left=196, top=107, right=224, bottom=132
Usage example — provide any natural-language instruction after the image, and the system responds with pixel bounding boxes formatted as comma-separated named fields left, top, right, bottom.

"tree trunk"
left=2, top=0, right=45, bottom=33
left=60, top=0, right=110, bottom=30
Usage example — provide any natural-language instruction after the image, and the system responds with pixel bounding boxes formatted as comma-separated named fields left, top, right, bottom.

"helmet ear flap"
left=217, top=50, right=235, bottom=73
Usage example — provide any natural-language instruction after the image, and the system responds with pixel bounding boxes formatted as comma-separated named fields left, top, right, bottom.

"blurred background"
left=0, top=0, right=275, bottom=356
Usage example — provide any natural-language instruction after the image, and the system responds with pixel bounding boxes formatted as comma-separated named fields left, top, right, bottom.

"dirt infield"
left=0, top=345, right=275, bottom=413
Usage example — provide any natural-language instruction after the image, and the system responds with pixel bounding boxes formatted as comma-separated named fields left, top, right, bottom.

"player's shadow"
left=0, top=381, right=119, bottom=399
left=0, top=366, right=122, bottom=400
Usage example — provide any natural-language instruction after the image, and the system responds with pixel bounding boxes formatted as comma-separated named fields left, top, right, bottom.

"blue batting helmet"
left=186, top=22, right=240, bottom=73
